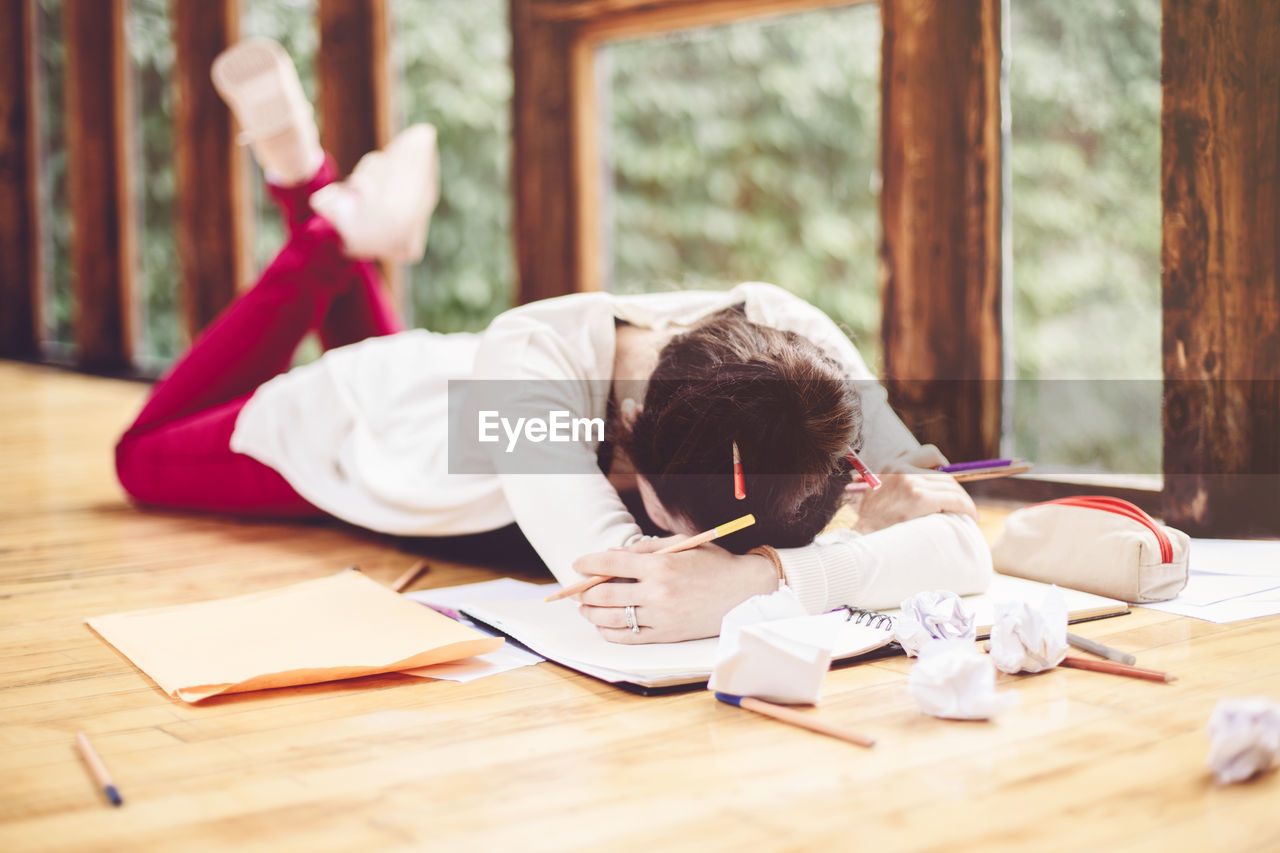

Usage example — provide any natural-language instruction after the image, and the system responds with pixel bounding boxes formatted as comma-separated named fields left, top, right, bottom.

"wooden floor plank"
left=1, top=359, right=1278, bottom=851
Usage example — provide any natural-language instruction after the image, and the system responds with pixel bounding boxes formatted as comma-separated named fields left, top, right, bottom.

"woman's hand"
left=570, top=539, right=778, bottom=643
left=850, top=444, right=979, bottom=533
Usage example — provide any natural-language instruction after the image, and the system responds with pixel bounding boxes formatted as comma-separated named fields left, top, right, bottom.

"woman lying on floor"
left=115, top=39, right=990, bottom=644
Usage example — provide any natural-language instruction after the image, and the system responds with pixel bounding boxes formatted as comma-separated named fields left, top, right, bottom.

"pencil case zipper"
left=1035, top=496, right=1173, bottom=563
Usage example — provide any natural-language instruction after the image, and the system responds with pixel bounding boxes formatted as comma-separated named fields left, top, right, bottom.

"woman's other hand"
left=850, top=444, right=979, bottom=533
left=570, top=539, right=777, bottom=643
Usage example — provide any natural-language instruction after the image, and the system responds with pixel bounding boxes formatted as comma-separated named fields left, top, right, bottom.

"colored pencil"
left=390, top=559, right=431, bottom=593
left=938, top=458, right=1013, bottom=473
left=1066, top=632, right=1137, bottom=666
left=942, top=458, right=1033, bottom=482
left=545, top=514, right=756, bottom=602
left=75, top=732, right=123, bottom=807
left=1060, top=655, right=1176, bottom=683
left=732, top=441, right=746, bottom=500
left=846, top=450, right=882, bottom=490
left=715, top=692, right=875, bottom=748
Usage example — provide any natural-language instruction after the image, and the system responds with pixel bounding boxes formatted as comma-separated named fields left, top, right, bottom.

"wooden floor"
left=2, top=359, right=1278, bottom=852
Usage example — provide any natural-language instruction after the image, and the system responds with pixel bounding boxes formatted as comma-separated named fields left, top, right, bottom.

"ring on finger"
left=625, top=604, right=639, bottom=633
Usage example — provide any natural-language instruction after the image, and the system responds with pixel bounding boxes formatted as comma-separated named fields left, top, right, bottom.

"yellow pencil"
left=545, top=514, right=756, bottom=602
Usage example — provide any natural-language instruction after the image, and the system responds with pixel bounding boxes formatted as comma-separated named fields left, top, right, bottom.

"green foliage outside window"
left=607, top=3, right=884, bottom=372
left=394, top=0, right=513, bottom=334
left=1008, top=0, right=1162, bottom=475
left=241, top=0, right=319, bottom=276
left=34, top=0, right=71, bottom=356
left=130, top=0, right=178, bottom=371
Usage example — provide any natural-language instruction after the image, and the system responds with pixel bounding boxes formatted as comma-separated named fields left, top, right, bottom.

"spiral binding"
left=840, top=605, right=894, bottom=630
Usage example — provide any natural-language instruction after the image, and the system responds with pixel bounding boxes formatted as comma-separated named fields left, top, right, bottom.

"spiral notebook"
left=460, top=574, right=1129, bottom=694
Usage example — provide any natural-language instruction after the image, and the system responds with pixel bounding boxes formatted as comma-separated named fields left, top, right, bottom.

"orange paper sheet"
left=87, top=569, right=503, bottom=702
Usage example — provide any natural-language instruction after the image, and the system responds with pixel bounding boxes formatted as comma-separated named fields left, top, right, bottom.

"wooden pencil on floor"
left=75, top=732, right=123, bottom=807
left=390, top=559, right=430, bottom=593
left=714, top=693, right=875, bottom=748
left=1059, top=655, right=1176, bottom=683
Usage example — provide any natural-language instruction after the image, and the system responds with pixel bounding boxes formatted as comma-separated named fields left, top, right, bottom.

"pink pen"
left=846, top=451, right=881, bottom=490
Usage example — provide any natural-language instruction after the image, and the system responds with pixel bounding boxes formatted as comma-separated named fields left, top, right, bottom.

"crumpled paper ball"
left=708, top=587, right=842, bottom=705
left=988, top=586, right=1068, bottom=674
left=907, top=639, right=1017, bottom=720
left=1206, top=697, right=1280, bottom=784
left=894, top=590, right=977, bottom=657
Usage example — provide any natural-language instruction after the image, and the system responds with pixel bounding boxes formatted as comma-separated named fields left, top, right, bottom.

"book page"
left=463, top=598, right=894, bottom=686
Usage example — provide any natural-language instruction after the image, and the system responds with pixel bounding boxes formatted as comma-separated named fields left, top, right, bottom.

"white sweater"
left=231, top=282, right=991, bottom=613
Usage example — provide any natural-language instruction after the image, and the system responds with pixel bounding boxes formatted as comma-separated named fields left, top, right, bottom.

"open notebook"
left=460, top=574, right=1129, bottom=694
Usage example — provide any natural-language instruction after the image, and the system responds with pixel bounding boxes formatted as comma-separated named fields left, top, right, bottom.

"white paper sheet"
left=907, top=640, right=1017, bottom=721
left=877, top=574, right=1128, bottom=637
left=1142, top=538, right=1280, bottom=623
left=403, top=642, right=544, bottom=683
left=988, top=586, right=1069, bottom=674
left=1186, top=538, right=1280, bottom=577
left=894, top=590, right=977, bottom=657
left=462, top=597, right=895, bottom=688
left=1206, top=697, right=1280, bottom=784
left=709, top=589, right=841, bottom=704
left=402, top=579, right=551, bottom=681
left=406, top=577, right=556, bottom=618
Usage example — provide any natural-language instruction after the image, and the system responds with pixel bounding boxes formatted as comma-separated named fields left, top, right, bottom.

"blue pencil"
left=76, top=732, right=123, bottom=807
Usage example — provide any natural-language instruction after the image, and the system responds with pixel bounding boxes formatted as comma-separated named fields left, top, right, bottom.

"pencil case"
left=990, top=496, right=1190, bottom=603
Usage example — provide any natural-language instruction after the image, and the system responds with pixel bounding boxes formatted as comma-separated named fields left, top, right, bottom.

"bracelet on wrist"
left=747, top=545, right=787, bottom=589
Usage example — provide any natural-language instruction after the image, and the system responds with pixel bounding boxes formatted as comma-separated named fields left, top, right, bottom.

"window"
left=240, top=0, right=318, bottom=273
left=1007, top=0, right=1162, bottom=482
left=604, top=3, right=883, bottom=371
left=34, top=0, right=70, bottom=359
left=131, top=0, right=178, bottom=370
left=394, top=0, right=514, bottom=334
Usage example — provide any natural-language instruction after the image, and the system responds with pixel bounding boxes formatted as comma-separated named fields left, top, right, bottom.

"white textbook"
left=459, top=573, right=1129, bottom=694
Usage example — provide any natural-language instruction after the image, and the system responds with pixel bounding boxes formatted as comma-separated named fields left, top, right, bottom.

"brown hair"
left=624, top=305, right=861, bottom=552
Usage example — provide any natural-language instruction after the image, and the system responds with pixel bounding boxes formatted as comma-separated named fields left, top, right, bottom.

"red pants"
left=115, top=157, right=404, bottom=516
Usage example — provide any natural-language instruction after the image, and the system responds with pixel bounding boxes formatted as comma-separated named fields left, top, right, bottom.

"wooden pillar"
left=316, top=0, right=399, bottom=301
left=0, top=0, right=41, bottom=358
left=510, top=0, right=581, bottom=305
left=1162, top=0, right=1280, bottom=536
left=316, top=0, right=392, bottom=174
left=63, top=0, right=136, bottom=372
left=879, top=0, right=1003, bottom=461
left=171, top=0, right=250, bottom=341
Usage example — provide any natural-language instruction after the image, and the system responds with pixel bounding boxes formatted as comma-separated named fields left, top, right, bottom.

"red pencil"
left=1060, top=655, right=1176, bottom=683
left=732, top=441, right=746, bottom=500
left=846, top=450, right=881, bottom=490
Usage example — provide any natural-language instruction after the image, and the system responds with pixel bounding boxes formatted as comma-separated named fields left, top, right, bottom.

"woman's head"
left=623, top=305, right=861, bottom=552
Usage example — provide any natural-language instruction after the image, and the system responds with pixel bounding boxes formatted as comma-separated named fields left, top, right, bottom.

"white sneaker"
left=211, top=38, right=323, bottom=186
left=310, top=124, right=440, bottom=263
